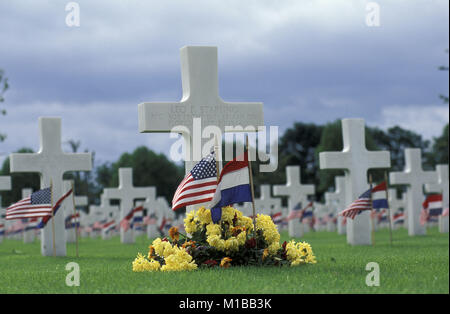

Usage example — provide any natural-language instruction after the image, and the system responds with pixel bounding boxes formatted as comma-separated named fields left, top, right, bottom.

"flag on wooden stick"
left=172, top=151, right=218, bottom=211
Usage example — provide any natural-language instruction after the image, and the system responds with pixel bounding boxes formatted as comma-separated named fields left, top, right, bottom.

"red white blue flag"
left=209, top=151, right=252, bottom=223
left=172, top=152, right=218, bottom=211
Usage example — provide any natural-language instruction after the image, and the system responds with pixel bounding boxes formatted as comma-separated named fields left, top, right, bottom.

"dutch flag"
left=209, top=152, right=253, bottom=223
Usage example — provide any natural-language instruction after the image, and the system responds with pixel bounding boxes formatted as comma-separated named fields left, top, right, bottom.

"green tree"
left=0, top=148, right=40, bottom=207
left=429, top=123, right=449, bottom=165
left=0, top=69, right=9, bottom=142
left=97, top=146, right=184, bottom=204
left=367, top=126, right=431, bottom=171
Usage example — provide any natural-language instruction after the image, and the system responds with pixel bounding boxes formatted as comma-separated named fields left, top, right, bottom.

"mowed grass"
left=0, top=227, right=448, bottom=294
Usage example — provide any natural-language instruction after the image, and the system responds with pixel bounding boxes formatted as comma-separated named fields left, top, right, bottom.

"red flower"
left=245, top=237, right=256, bottom=249
left=203, top=259, right=218, bottom=267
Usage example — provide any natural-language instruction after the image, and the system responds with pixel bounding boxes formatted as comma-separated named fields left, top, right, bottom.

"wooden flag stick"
left=369, top=174, right=375, bottom=246
left=50, top=179, right=56, bottom=257
left=384, top=172, right=394, bottom=246
left=214, top=136, right=221, bottom=183
left=246, top=135, right=257, bottom=239
left=70, top=180, right=79, bottom=257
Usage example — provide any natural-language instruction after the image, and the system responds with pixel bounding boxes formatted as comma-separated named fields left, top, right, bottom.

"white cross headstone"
left=425, top=164, right=449, bottom=233
left=389, top=148, right=437, bottom=236
left=103, top=167, right=154, bottom=243
left=234, top=202, right=253, bottom=217
left=98, top=194, right=120, bottom=240
left=324, top=193, right=338, bottom=232
left=9, top=117, right=92, bottom=256
left=63, top=180, right=88, bottom=243
left=137, top=187, right=159, bottom=239
left=79, top=211, right=89, bottom=237
left=138, top=46, right=264, bottom=212
left=88, top=204, right=104, bottom=238
left=319, top=118, right=390, bottom=245
left=326, top=176, right=347, bottom=235
left=313, top=202, right=327, bottom=231
left=388, top=188, right=407, bottom=230
left=155, top=196, right=175, bottom=236
left=273, top=166, right=315, bottom=238
left=0, top=176, right=11, bottom=244
left=254, top=185, right=281, bottom=217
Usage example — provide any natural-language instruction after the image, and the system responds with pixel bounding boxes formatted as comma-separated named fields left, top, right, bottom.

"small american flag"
left=6, top=188, right=54, bottom=220
left=172, top=152, right=218, bottom=211
left=339, top=188, right=372, bottom=220
left=120, top=206, right=143, bottom=231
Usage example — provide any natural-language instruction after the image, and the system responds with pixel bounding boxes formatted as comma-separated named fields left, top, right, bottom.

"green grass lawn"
left=0, top=227, right=448, bottom=294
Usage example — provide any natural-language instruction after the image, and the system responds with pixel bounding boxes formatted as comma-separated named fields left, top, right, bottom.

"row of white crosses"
left=325, top=176, right=347, bottom=235
left=3, top=118, right=169, bottom=255
left=0, top=176, right=12, bottom=244
left=424, top=164, right=449, bottom=233
left=273, top=166, right=315, bottom=238
left=3, top=46, right=447, bottom=254
left=103, top=168, right=155, bottom=244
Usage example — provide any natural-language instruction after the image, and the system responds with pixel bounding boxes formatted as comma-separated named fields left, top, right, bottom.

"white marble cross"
left=9, top=117, right=92, bottom=256
left=319, top=118, right=390, bottom=245
left=425, top=164, right=449, bottom=233
left=388, top=188, right=407, bottom=230
left=103, top=167, right=154, bottom=243
left=326, top=176, right=347, bottom=235
left=254, top=185, right=281, bottom=218
left=98, top=194, right=120, bottom=239
left=273, top=166, right=315, bottom=237
left=0, top=176, right=11, bottom=244
left=324, top=192, right=339, bottom=232
left=234, top=202, right=253, bottom=217
left=389, top=148, right=437, bottom=236
left=138, top=46, right=264, bottom=212
left=88, top=204, right=104, bottom=238
left=313, top=202, right=327, bottom=232
left=63, top=180, right=88, bottom=243
left=0, top=176, right=11, bottom=191
left=155, top=197, right=175, bottom=236
left=136, top=187, right=159, bottom=239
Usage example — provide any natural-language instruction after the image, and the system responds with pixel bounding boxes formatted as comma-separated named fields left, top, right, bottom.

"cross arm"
left=62, top=153, right=92, bottom=173
left=319, top=151, right=350, bottom=170
left=9, top=153, right=42, bottom=173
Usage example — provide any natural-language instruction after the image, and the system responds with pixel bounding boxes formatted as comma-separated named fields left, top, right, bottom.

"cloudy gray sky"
left=0, top=0, right=448, bottom=166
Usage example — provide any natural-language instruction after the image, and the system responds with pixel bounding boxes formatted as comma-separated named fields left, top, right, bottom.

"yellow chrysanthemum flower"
left=161, top=247, right=197, bottom=271
left=132, top=253, right=161, bottom=272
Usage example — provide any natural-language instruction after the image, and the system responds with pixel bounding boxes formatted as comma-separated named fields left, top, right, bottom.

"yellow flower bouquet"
left=132, top=206, right=316, bottom=272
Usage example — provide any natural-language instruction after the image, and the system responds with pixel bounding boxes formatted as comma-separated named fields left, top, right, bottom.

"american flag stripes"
left=120, top=205, right=143, bottom=231
left=6, top=188, right=54, bottom=220
left=36, top=188, right=73, bottom=228
left=339, top=188, right=372, bottom=219
left=172, top=152, right=218, bottom=211
left=102, top=220, right=116, bottom=234
left=286, top=202, right=313, bottom=221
